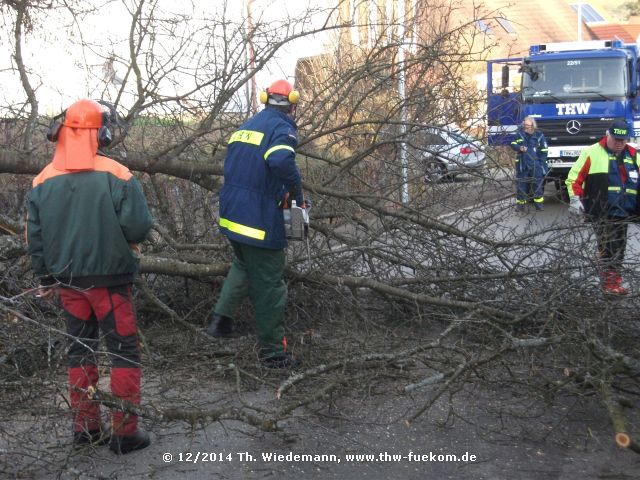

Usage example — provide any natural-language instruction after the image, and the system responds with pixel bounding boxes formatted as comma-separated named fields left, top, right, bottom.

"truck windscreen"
left=522, top=57, right=627, bottom=102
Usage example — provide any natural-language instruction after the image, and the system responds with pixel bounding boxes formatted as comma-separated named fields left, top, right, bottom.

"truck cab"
left=488, top=39, right=640, bottom=198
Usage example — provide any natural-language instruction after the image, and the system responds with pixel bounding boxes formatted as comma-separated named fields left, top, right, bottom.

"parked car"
left=409, top=126, right=486, bottom=182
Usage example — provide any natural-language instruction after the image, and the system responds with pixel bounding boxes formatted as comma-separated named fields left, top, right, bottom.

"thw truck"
left=487, top=39, right=640, bottom=198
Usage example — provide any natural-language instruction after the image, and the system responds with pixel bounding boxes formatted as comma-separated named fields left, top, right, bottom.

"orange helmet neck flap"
left=49, top=99, right=112, bottom=171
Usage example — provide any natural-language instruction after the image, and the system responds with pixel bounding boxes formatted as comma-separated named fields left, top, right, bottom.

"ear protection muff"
left=287, top=89, right=300, bottom=104
left=259, top=89, right=300, bottom=105
left=97, top=113, right=113, bottom=148
left=46, top=111, right=66, bottom=142
left=96, top=100, right=116, bottom=148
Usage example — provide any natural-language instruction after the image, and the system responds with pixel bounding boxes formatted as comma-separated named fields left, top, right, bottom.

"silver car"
left=410, top=127, right=486, bottom=182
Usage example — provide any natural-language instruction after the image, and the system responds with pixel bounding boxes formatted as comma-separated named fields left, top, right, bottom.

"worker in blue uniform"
left=511, top=116, right=549, bottom=212
left=207, top=79, right=306, bottom=368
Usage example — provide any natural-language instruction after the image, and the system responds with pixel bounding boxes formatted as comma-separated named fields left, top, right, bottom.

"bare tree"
left=1, top=0, right=639, bottom=476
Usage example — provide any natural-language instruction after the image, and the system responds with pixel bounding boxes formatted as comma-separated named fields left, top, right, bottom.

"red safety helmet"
left=260, top=79, right=300, bottom=106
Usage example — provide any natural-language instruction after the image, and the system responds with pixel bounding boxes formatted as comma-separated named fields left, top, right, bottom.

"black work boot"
left=73, top=427, right=111, bottom=447
left=261, top=352, right=301, bottom=369
left=109, top=428, right=151, bottom=455
left=206, top=313, right=233, bottom=337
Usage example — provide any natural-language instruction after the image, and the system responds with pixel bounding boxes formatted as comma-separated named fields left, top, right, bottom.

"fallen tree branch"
left=276, top=355, right=393, bottom=400
left=387, top=266, right=576, bottom=287
left=152, top=223, right=227, bottom=252
left=405, top=344, right=514, bottom=426
left=302, top=272, right=516, bottom=320
left=601, top=383, right=640, bottom=454
left=306, top=183, right=510, bottom=249
left=404, top=372, right=446, bottom=392
left=591, top=339, right=640, bottom=377
left=0, top=214, right=22, bottom=235
left=88, top=386, right=277, bottom=432
left=277, top=321, right=460, bottom=399
left=404, top=334, right=563, bottom=394
left=139, top=255, right=229, bottom=277
left=277, top=377, right=352, bottom=416
left=0, top=234, right=230, bottom=278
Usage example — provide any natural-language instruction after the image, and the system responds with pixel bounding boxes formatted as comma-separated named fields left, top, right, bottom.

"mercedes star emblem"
left=566, top=120, right=581, bottom=135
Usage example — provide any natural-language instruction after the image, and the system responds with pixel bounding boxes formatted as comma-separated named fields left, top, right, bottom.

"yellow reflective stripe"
left=607, top=187, right=638, bottom=194
left=264, top=145, right=295, bottom=161
left=219, top=218, right=265, bottom=240
left=228, top=130, right=264, bottom=146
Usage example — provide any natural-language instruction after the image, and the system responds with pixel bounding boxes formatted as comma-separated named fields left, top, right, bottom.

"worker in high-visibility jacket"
left=207, top=79, right=306, bottom=368
left=566, top=119, right=640, bottom=296
left=510, top=116, right=549, bottom=212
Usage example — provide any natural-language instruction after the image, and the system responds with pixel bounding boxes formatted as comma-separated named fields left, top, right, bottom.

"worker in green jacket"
left=27, top=99, right=153, bottom=453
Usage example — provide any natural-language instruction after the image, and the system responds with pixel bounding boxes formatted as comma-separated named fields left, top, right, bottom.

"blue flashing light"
left=612, top=39, right=623, bottom=48
left=530, top=45, right=540, bottom=54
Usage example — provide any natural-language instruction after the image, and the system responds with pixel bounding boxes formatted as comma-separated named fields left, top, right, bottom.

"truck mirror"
left=501, top=65, right=509, bottom=89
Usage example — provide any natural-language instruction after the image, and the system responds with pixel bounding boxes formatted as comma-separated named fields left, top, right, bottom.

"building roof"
left=587, top=16, right=640, bottom=43
left=476, top=0, right=601, bottom=59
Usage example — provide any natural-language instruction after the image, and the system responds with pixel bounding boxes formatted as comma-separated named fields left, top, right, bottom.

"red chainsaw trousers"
left=60, top=285, right=141, bottom=436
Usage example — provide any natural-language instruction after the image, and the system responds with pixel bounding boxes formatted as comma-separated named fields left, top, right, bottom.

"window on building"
left=496, top=17, right=516, bottom=34
left=570, top=3, right=605, bottom=23
left=476, top=20, right=493, bottom=35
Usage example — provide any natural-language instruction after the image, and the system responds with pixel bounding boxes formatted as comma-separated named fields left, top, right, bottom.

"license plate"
left=560, top=150, right=580, bottom=157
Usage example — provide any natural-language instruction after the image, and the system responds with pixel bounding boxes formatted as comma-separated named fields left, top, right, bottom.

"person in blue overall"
left=206, top=79, right=307, bottom=368
left=510, top=116, right=549, bottom=212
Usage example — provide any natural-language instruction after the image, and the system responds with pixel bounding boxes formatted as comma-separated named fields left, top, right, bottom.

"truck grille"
left=537, top=119, right=611, bottom=146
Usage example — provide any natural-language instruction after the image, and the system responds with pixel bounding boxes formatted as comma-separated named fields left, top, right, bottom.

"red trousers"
left=60, top=285, right=141, bottom=436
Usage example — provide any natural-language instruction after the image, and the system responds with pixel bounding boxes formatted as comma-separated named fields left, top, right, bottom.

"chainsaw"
left=283, top=199, right=309, bottom=241
left=283, top=199, right=312, bottom=267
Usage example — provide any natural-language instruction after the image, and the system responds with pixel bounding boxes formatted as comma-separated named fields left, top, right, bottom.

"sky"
left=1, top=0, right=331, bottom=114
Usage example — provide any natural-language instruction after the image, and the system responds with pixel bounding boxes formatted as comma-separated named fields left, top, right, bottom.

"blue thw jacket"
left=219, top=106, right=303, bottom=250
left=510, top=128, right=549, bottom=175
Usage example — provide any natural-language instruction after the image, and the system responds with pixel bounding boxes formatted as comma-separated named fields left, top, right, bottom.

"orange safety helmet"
left=259, top=79, right=300, bottom=106
left=49, top=99, right=113, bottom=171
left=64, top=99, right=104, bottom=129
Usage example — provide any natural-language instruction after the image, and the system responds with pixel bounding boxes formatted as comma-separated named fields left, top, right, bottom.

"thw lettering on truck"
left=556, top=103, right=591, bottom=115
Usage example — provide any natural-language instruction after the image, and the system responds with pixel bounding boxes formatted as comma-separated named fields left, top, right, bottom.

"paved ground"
left=4, top=363, right=639, bottom=480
